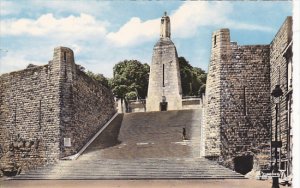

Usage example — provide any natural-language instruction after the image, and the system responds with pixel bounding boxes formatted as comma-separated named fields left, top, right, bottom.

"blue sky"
left=0, top=1, right=292, bottom=78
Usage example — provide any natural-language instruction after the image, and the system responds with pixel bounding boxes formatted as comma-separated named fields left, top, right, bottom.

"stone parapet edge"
left=62, top=112, right=119, bottom=160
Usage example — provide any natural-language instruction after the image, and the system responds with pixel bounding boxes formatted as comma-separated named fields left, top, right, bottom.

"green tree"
left=192, top=67, right=207, bottom=95
left=110, top=60, right=150, bottom=102
left=178, top=57, right=207, bottom=96
left=86, top=71, right=110, bottom=88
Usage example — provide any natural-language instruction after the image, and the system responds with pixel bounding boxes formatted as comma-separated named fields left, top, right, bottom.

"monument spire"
left=160, top=11, right=171, bottom=39
left=147, top=12, right=182, bottom=111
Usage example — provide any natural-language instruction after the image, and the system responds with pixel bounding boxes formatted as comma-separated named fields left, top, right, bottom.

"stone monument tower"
left=146, top=12, right=182, bottom=111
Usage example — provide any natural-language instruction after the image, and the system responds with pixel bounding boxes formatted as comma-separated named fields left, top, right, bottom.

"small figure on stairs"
left=182, top=128, right=187, bottom=140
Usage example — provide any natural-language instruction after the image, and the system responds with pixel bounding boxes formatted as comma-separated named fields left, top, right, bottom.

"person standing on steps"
left=182, top=128, right=186, bottom=140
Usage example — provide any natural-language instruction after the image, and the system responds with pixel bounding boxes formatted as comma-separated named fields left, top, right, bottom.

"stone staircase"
left=12, top=158, right=244, bottom=179
left=11, top=109, right=244, bottom=180
left=83, top=109, right=202, bottom=160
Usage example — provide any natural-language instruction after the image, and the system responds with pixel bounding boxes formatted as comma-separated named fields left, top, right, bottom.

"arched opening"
left=233, top=155, right=253, bottom=175
left=160, top=96, right=167, bottom=111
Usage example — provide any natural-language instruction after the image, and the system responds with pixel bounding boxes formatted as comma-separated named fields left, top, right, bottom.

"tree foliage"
left=91, top=56, right=205, bottom=106
left=86, top=71, right=110, bottom=88
left=178, top=57, right=207, bottom=96
left=110, top=60, right=150, bottom=101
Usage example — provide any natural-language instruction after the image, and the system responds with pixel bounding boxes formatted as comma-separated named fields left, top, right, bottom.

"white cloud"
left=0, top=1, right=285, bottom=77
left=0, top=51, right=44, bottom=74
left=224, top=21, right=274, bottom=32
left=106, top=17, right=160, bottom=47
left=107, top=1, right=274, bottom=47
left=1, top=13, right=107, bottom=40
left=171, top=2, right=232, bottom=37
left=0, top=1, right=20, bottom=16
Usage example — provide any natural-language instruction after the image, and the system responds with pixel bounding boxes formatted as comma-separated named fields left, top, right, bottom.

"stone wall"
left=221, top=43, right=271, bottom=170
left=118, top=98, right=201, bottom=113
left=269, top=16, right=293, bottom=175
left=200, top=94, right=206, bottom=157
left=205, top=29, right=271, bottom=172
left=0, top=46, right=116, bottom=173
left=0, top=63, right=61, bottom=172
left=205, top=29, right=230, bottom=157
left=58, top=47, right=116, bottom=157
left=182, top=98, right=201, bottom=110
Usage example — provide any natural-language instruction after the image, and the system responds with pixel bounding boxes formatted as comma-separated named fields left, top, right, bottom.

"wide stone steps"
left=84, top=109, right=202, bottom=160
left=10, top=110, right=244, bottom=180
left=12, top=158, right=244, bottom=180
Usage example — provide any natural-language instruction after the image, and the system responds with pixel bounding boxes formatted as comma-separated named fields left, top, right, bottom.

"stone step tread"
left=20, top=172, right=243, bottom=176
left=24, top=170, right=241, bottom=175
left=15, top=174, right=244, bottom=178
left=28, top=168, right=234, bottom=173
left=15, top=176, right=244, bottom=179
left=35, top=163, right=223, bottom=166
left=18, top=167, right=241, bottom=172
left=35, top=164, right=228, bottom=168
left=21, top=169, right=242, bottom=176
left=31, top=166, right=234, bottom=172
left=56, top=160, right=216, bottom=164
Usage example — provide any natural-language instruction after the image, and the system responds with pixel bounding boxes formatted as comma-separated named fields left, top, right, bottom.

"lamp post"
left=271, top=84, right=283, bottom=188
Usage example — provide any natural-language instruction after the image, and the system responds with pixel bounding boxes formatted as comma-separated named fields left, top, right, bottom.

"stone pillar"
left=51, top=46, right=76, bottom=80
left=146, top=13, right=182, bottom=111
left=51, top=46, right=76, bottom=157
left=204, top=29, right=231, bottom=157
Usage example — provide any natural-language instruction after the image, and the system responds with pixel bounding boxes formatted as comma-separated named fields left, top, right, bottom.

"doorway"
left=160, top=102, right=168, bottom=111
left=233, top=155, right=253, bottom=175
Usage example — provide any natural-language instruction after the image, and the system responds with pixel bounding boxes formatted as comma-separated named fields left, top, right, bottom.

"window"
left=287, top=58, right=292, bottom=89
left=214, top=35, right=217, bottom=46
left=63, top=51, right=67, bottom=62
left=163, top=64, right=165, bottom=87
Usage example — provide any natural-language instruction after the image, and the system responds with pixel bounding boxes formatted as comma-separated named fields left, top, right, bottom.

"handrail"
left=62, top=112, right=119, bottom=160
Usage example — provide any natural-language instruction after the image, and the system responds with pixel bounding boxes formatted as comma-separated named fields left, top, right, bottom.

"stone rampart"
left=0, top=64, right=61, bottom=172
left=205, top=29, right=230, bottom=157
left=0, top=47, right=116, bottom=173
left=205, top=29, right=271, bottom=172
left=220, top=43, right=271, bottom=170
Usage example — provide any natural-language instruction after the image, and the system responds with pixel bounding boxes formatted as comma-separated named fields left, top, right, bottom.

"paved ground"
left=0, top=179, right=272, bottom=188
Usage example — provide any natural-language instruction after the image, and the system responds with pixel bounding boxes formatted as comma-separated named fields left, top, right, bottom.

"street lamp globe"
left=271, top=84, right=283, bottom=102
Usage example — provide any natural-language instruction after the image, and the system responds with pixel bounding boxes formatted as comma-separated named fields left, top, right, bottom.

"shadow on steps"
left=83, top=114, right=124, bottom=154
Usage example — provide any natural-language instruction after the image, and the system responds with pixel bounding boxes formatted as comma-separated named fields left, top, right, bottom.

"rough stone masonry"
left=0, top=47, right=116, bottom=174
left=204, top=17, right=293, bottom=175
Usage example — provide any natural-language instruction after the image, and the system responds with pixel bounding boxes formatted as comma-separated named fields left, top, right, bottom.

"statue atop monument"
left=160, top=11, right=171, bottom=39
